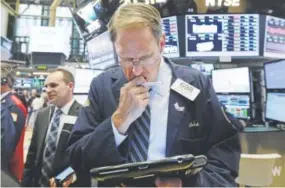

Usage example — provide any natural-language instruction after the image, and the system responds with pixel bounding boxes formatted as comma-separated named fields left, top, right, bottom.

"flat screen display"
left=87, top=31, right=116, bottom=69
left=212, top=67, right=250, bottom=93
left=264, top=60, right=285, bottom=89
left=162, top=16, right=180, bottom=58
left=191, top=64, right=214, bottom=76
left=263, top=16, right=285, bottom=59
left=217, top=94, right=250, bottom=119
left=72, top=0, right=107, bottom=41
left=185, top=14, right=259, bottom=57
left=74, top=94, right=88, bottom=105
left=14, top=78, right=33, bottom=88
left=266, top=92, right=285, bottom=123
left=74, top=69, right=102, bottom=93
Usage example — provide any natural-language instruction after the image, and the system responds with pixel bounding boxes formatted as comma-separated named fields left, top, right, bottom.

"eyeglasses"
left=118, top=54, right=160, bottom=68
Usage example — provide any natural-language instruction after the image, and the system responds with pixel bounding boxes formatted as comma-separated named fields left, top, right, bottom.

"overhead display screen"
left=266, top=92, right=285, bottom=123
left=186, top=14, right=259, bottom=57
left=263, top=16, right=285, bottom=59
left=212, top=67, right=250, bottom=93
left=217, top=94, right=250, bottom=119
left=264, top=60, right=285, bottom=89
left=162, top=16, right=180, bottom=58
left=14, top=78, right=33, bottom=88
left=87, top=31, right=116, bottom=69
left=72, top=0, right=106, bottom=41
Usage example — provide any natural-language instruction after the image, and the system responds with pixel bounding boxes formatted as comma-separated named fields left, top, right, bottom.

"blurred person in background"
left=28, top=91, right=49, bottom=128
left=1, top=63, right=28, bottom=183
left=27, top=89, right=37, bottom=108
left=22, top=68, right=86, bottom=187
left=23, top=90, right=30, bottom=103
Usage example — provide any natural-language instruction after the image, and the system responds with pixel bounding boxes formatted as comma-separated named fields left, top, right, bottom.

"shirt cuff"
left=111, top=120, right=128, bottom=147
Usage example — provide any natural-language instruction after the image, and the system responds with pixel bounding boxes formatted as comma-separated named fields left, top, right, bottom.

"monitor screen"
left=72, top=0, right=107, bottom=41
left=263, top=16, right=285, bottom=59
left=185, top=14, right=259, bottom=57
left=266, top=92, right=285, bottom=123
left=162, top=16, right=180, bottom=58
left=191, top=64, right=214, bottom=76
left=74, top=69, right=102, bottom=93
left=87, top=31, right=116, bottom=69
left=74, top=94, right=88, bottom=105
left=264, top=60, right=285, bottom=89
left=217, top=94, right=250, bottom=119
left=14, top=78, right=33, bottom=88
left=212, top=67, right=250, bottom=93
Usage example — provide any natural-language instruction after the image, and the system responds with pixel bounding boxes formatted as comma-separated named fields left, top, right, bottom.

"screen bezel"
left=216, top=93, right=252, bottom=120
left=264, top=59, right=285, bottom=90
left=184, top=14, right=260, bottom=57
left=212, top=67, right=251, bottom=93
left=265, top=92, right=285, bottom=123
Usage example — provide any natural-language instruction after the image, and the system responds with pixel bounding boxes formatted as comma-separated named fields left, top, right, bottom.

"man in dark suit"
left=66, top=3, right=241, bottom=187
left=21, top=68, right=88, bottom=187
left=1, top=63, right=27, bottom=182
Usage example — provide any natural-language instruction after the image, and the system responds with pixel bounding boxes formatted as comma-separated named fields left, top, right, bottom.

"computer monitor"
left=74, top=68, right=101, bottom=93
left=87, top=31, right=116, bottom=69
left=191, top=64, right=214, bottom=76
left=14, top=78, right=33, bottom=88
left=185, top=14, right=259, bottom=57
left=74, top=94, right=88, bottom=105
left=217, top=94, right=250, bottom=119
left=162, top=16, right=180, bottom=58
left=263, top=16, right=285, bottom=59
left=212, top=67, right=250, bottom=93
left=264, top=60, right=285, bottom=89
left=266, top=92, right=285, bottom=123
left=72, top=0, right=107, bottom=41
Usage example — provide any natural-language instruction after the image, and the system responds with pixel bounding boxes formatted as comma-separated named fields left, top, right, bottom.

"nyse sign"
left=205, top=0, right=240, bottom=7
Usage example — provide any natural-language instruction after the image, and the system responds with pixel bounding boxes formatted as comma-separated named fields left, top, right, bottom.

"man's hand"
left=155, top=177, right=182, bottom=187
left=49, top=175, right=76, bottom=188
left=112, top=76, right=150, bottom=134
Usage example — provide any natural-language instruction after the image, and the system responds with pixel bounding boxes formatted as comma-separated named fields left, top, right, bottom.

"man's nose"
left=132, top=63, right=144, bottom=76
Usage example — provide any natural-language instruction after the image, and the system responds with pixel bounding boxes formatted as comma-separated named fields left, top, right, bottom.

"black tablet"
left=90, top=154, right=207, bottom=181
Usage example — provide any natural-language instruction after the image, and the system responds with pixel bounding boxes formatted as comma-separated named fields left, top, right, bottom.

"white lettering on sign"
left=205, top=0, right=240, bottom=7
left=272, top=166, right=282, bottom=177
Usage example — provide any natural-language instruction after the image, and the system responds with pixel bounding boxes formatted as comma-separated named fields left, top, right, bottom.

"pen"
left=140, top=81, right=163, bottom=87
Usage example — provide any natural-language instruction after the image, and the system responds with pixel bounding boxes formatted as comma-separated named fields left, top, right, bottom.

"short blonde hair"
left=108, top=3, right=162, bottom=42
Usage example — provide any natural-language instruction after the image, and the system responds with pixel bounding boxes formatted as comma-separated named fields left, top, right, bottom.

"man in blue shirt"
left=66, top=3, right=241, bottom=187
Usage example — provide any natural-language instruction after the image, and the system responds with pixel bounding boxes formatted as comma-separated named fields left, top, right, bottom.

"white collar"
left=54, top=98, right=75, bottom=115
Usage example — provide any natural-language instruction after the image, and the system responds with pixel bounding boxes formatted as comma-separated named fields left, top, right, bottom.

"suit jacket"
left=21, top=100, right=89, bottom=187
left=1, top=93, right=27, bottom=181
left=66, top=58, right=241, bottom=187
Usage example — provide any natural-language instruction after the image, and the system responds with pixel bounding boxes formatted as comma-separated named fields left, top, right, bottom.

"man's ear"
left=159, top=33, right=166, bottom=53
left=69, top=82, right=75, bottom=90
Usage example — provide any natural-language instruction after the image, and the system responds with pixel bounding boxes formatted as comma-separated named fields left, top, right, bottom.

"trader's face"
left=114, top=26, right=165, bottom=82
left=45, top=72, right=73, bottom=108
